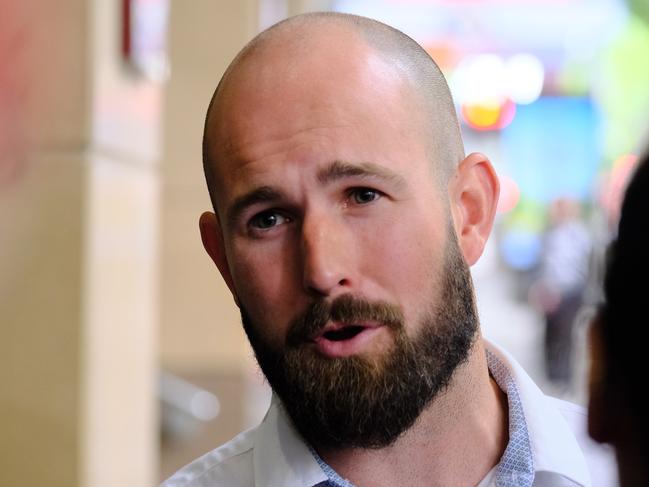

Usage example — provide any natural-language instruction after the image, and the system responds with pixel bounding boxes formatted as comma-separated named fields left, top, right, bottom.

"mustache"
left=286, top=294, right=404, bottom=346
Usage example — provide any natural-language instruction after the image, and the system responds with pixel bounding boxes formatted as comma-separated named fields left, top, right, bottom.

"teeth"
left=323, top=326, right=364, bottom=341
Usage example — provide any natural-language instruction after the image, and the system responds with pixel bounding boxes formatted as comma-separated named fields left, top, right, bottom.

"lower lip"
left=311, top=326, right=386, bottom=358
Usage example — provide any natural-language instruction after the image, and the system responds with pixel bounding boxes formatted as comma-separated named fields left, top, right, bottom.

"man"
left=164, top=12, right=615, bottom=487
left=589, top=153, right=649, bottom=486
left=531, top=197, right=592, bottom=391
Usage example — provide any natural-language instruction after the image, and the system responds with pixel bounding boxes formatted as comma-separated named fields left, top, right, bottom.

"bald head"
left=202, top=12, right=465, bottom=212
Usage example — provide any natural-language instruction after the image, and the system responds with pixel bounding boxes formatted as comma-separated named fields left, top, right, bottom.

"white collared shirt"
left=161, top=341, right=617, bottom=487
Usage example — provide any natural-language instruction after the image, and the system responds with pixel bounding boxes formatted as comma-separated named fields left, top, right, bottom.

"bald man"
left=163, top=12, right=615, bottom=487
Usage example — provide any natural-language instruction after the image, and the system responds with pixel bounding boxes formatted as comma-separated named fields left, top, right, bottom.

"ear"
left=449, top=152, right=499, bottom=265
left=199, top=211, right=240, bottom=307
left=587, top=319, right=613, bottom=443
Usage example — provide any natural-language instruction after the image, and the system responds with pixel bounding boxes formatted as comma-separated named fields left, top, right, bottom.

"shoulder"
left=160, top=427, right=257, bottom=487
left=547, top=397, right=618, bottom=487
left=546, top=396, right=592, bottom=445
left=548, top=396, right=586, bottom=420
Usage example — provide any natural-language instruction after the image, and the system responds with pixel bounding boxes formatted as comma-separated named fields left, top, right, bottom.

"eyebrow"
left=317, top=160, right=407, bottom=189
left=226, top=186, right=283, bottom=229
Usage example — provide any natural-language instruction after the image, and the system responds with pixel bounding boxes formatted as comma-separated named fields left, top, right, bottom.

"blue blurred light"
left=500, top=230, right=542, bottom=271
left=501, top=97, right=602, bottom=203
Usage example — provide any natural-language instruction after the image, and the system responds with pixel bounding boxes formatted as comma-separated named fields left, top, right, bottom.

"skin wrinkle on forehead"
left=316, top=160, right=408, bottom=189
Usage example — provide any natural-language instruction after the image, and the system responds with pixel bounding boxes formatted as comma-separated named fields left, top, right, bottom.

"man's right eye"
left=249, top=211, right=290, bottom=230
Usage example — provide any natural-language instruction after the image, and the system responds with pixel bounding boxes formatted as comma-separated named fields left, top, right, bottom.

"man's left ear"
left=449, top=152, right=500, bottom=266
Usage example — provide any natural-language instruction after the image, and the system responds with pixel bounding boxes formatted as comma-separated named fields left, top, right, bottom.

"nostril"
left=303, top=270, right=350, bottom=297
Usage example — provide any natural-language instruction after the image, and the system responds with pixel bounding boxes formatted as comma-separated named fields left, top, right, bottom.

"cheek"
left=228, top=240, right=303, bottom=345
left=357, top=211, right=446, bottom=316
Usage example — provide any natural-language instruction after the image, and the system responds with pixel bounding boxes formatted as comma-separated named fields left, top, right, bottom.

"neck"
left=317, top=339, right=508, bottom=487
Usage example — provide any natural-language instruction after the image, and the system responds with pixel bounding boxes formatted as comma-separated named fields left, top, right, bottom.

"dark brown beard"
left=240, top=235, right=478, bottom=449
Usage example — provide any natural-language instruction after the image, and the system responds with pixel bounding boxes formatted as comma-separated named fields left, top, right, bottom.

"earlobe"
left=199, top=211, right=240, bottom=307
left=450, top=152, right=499, bottom=265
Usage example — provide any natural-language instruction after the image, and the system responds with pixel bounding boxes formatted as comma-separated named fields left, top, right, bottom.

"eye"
left=249, top=210, right=290, bottom=230
left=350, top=187, right=381, bottom=205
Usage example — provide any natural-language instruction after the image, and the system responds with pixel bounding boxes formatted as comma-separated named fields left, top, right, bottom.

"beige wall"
left=1, top=0, right=158, bottom=486
left=159, top=0, right=260, bottom=374
left=1, top=152, right=85, bottom=487
left=1, top=2, right=88, bottom=486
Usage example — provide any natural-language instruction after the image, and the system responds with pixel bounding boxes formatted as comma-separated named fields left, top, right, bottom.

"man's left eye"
left=351, top=188, right=380, bottom=205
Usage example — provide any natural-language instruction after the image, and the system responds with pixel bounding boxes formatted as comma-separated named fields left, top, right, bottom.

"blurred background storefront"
left=2, top=0, right=648, bottom=485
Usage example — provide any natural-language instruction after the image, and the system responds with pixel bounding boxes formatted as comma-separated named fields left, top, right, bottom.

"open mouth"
left=312, top=322, right=384, bottom=358
left=322, top=325, right=366, bottom=342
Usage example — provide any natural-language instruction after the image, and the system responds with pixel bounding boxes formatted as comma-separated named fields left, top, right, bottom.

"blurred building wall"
left=1, top=1, right=88, bottom=486
left=159, top=0, right=259, bottom=375
left=1, top=0, right=158, bottom=486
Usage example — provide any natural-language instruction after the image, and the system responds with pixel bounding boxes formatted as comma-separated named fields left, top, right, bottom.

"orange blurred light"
left=461, top=98, right=516, bottom=131
left=462, top=102, right=501, bottom=129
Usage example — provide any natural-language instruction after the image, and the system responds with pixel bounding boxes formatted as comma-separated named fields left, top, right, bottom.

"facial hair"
left=240, top=234, right=478, bottom=450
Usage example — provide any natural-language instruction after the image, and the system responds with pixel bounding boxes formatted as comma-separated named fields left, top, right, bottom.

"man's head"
left=199, top=12, right=499, bottom=449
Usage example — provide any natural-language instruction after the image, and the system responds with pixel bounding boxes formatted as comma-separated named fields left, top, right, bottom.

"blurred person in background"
left=589, top=152, right=649, bottom=487
left=530, top=198, right=592, bottom=392
left=163, top=12, right=615, bottom=487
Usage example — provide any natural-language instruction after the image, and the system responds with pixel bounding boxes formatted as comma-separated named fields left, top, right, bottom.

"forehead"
left=205, top=28, right=430, bottom=208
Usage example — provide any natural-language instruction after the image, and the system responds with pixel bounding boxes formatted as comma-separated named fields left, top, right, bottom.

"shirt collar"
left=486, top=341, right=591, bottom=487
left=253, top=394, right=328, bottom=487
left=251, top=341, right=593, bottom=487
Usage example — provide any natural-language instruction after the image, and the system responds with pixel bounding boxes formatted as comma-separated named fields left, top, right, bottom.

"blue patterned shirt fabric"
left=311, top=350, right=535, bottom=487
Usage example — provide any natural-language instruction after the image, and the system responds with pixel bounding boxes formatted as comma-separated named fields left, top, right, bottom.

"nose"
left=301, top=213, right=352, bottom=297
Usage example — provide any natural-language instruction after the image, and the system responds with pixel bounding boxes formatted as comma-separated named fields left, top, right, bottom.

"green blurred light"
left=597, top=14, right=649, bottom=163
